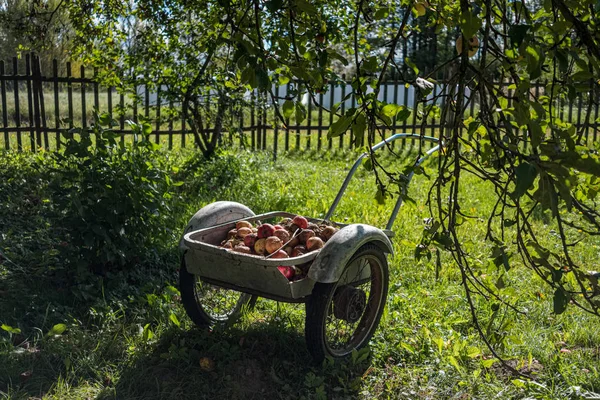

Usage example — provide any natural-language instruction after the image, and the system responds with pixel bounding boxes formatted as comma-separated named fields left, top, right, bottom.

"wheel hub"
left=333, top=285, right=367, bottom=323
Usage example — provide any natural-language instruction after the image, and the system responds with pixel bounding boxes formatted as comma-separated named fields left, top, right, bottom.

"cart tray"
left=183, top=211, right=334, bottom=300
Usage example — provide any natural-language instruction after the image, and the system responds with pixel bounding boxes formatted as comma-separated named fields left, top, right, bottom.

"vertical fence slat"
left=392, top=71, right=399, bottom=150
left=155, top=85, right=161, bottom=143
left=181, top=100, right=186, bottom=147
left=67, top=62, right=74, bottom=130
left=349, top=85, right=356, bottom=149
left=0, top=61, right=9, bottom=149
left=13, top=57, right=22, bottom=150
left=119, top=92, right=125, bottom=144
left=168, top=97, right=174, bottom=149
left=53, top=60, right=60, bottom=150
left=262, top=92, right=267, bottom=150
left=274, top=84, right=279, bottom=160
left=36, top=56, right=48, bottom=150
left=307, top=92, right=312, bottom=150
left=594, top=95, right=600, bottom=142
left=250, top=91, right=255, bottom=150
left=317, top=91, right=324, bottom=150
left=256, top=95, right=262, bottom=150
left=145, top=83, right=150, bottom=122
left=80, top=66, right=87, bottom=128
left=25, top=55, right=35, bottom=151
left=328, top=82, right=334, bottom=149
left=107, top=86, right=113, bottom=121
left=339, top=75, right=346, bottom=149
left=285, top=82, right=291, bottom=151
left=93, top=68, right=100, bottom=115
left=382, top=79, right=389, bottom=139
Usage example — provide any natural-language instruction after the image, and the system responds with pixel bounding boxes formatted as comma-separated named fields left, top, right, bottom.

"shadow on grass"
left=97, top=323, right=317, bottom=400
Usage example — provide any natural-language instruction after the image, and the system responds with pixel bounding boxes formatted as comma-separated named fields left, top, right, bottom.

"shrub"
left=46, top=115, right=181, bottom=275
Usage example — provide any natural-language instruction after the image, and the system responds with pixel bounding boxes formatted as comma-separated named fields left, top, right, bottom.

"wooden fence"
left=1, top=54, right=599, bottom=155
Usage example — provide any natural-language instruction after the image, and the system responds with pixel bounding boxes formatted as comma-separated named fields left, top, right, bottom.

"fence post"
left=31, top=55, right=48, bottom=150
left=1, top=61, right=9, bottom=150
left=53, top=59, right=60, bottom=150
left=25, top=54, right=35, bottom=151
left=12, top=57, right=22, bottom=151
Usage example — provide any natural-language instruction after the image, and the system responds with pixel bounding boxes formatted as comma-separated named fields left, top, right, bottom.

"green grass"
left=1, top=148, right=599, bottom=399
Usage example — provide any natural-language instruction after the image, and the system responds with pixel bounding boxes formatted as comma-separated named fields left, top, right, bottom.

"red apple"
left=265, top=236, right=283, bottom=254
left=274, top=225, right=284, bottom=230
left=271, top=250, right=289, bottom=259
left=244, top=233, right=258, bottom=248
left=306, top=236, right=324, bottom=251
left=273, top=229, right=290, bottom=243
left=277, top=265, right=295, bottom=280
left=254, top=238, right=267, bottom=255
left=283, top=246, right=294, bottom=256
left=292, top=216, right=309, bottom=230
left=299, top=229, right=315, bottom=244
left=233, top=244, right=252, bottom=254
left=257, top=223, right=276, bottom=239
left=236, top=221, right=253, bottom=230
left=236, top=227, right=252, bottom=238
left=291, top=245, right=307, bottom=257
left=320, top=226, right=337, bottom=241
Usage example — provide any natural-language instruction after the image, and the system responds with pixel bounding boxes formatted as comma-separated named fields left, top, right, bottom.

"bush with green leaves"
left=46, top=115, right=181, bottom=276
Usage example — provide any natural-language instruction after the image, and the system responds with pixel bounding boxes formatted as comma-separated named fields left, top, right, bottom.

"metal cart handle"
left=324, top=133, right=441, bottom=231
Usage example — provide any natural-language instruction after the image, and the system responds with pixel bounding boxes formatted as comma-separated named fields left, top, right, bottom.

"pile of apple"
left=219, top=215, right=339, bottom=280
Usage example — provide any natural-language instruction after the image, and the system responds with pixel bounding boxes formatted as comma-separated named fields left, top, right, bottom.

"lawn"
left=0, top=145, right=599, bottom=399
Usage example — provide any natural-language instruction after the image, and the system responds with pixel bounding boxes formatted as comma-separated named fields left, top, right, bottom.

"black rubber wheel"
left=180, top=257, right=255, bottom=327
left=305, top=243, right=389, bottom=363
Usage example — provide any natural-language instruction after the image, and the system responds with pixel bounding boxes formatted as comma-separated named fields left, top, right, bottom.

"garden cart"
left=179, top=133, right=441, bottom=362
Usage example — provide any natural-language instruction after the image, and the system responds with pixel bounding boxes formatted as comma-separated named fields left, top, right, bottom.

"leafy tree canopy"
left=67, top=0, right=600, bottom=373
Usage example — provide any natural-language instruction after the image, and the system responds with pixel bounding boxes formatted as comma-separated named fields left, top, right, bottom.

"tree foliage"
left=66, top=0, right=600, bottom=371
left=0, top=0, right=73, bottom=71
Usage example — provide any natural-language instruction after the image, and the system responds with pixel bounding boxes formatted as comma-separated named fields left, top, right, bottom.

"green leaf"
left=460, top=10, right=482, bottom=38
left=382, top=104, right=402, bottom=118
left=278, top=75, right=290, bottom=85
left=404, top=58, right=419, bottom=75
left=143, top=323, right=154, bottom=341
left=351, top=112, right=366, bottom=146
left=256, top=68, right=270, bottom=90
left=448, top=355, right=463, bottom=373
left=553, top=287, right=570, bottom=314
left=508, top=25, right=530, bottom=48
left=282, top=100, right=294, bottom=119
left=169, top=313, right=181, bottom=327
left=571, top=71, right=593, bottom=82
left=295, top=103, right=306, bottom=124
left=482, top=358, right=497, bottom=368
left=328, top=114, right=353, bottom=138
left=47, top=323, right=67, bottom=336
left=1, top=324, right=21, bottom=334
left=512, top=162, right=538, bottom=199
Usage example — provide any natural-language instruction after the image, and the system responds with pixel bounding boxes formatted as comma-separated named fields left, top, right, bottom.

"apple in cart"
left=265, top=236, right=283, bottom=254
left=243, top=233, right=258, bottom=248
left=291, top=245, right=307, bottom=257
left=277, top=265, right=301, bottom=280
left=320, top=226, right=338, bottom=241
left=271, top=250, right=288, bottom=258
left=236, top=221, right=253, bottom=230
left=292, top=215, right=309, bottom=230
left=299, top=229, right=315, bottom=244
left=233, top=244, right=252, bottom=254
left=273, top=229, right=290, bottom=243
left=306, top=236, right=324, bottom=251
left=257, top=224, right=276, bottom=239
left=236, top=227, right=252, bottom=238
left=254, top=238, right=267, bottom=255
